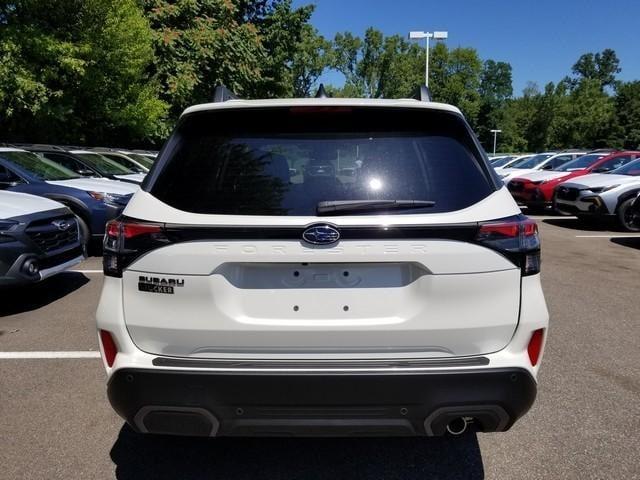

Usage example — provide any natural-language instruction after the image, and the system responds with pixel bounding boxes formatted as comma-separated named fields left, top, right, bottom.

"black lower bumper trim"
left=107, top=367, right=537, bottom=437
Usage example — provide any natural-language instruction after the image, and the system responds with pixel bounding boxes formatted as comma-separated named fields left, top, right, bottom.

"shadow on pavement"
left=610, top=237, right=640, bottom=250
left=111, top=424, right=484, bottom=480
left=0, top=272, right=89, bottom=317
left=542, top=217, right=615, bottom=232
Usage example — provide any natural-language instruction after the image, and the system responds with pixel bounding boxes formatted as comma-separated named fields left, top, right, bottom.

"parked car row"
left=0, top=145, right=157, bottom=287
left=491, top=150, right=640, bottom=231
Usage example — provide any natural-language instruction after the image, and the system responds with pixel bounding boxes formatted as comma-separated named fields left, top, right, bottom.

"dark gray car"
left=0, top=191, right=85, bottom=287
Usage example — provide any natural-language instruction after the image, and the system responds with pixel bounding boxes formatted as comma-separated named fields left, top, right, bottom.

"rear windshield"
left=150, top=107, right=495, bottom=216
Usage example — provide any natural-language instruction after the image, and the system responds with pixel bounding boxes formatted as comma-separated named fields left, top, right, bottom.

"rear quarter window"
left=149, top=107, right=496, bottom=216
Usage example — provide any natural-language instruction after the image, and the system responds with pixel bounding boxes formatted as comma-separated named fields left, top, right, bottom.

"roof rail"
left=8, top=143, right=67, bottom=151
left=412, top=84, right=433, bottom=102
left=315, top=83, right=329, bottom=98
left=213, top=84, right=239, bottom=103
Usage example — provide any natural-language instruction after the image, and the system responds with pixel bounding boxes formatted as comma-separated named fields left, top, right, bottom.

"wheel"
left=617, top=198, right=640, bottom=232
left=75, top=215, right=91, bottom=255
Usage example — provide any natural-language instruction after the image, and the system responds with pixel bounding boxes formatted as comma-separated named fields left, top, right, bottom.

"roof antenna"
left=314, top=83, right=329, bottom=98
left=213, top=84, right=239, bottom=103
left=412, top=84, right=432, bottom=102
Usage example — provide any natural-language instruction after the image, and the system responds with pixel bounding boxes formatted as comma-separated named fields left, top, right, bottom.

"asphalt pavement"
left=1, top=216, right=639, bottom=480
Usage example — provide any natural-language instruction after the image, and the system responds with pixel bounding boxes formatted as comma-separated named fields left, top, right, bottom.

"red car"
left=507, top=151, right=640, bottom=211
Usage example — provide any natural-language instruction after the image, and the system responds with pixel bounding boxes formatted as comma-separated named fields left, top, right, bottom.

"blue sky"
left=293, top=0, right=640, bottom=95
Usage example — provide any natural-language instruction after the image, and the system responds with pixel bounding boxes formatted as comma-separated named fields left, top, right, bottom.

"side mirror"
left=592, top=167, right=610, bottom=173
left=77, top=169, right=94, bottom=176
left=542, top=163, right=554, bottom=170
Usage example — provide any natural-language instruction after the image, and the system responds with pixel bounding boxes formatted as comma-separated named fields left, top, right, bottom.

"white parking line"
left=68, top=269, right=103, bottom=274
left=575, top=234, right=640, bottom=238
left=0, top=351, right=101, bottom=359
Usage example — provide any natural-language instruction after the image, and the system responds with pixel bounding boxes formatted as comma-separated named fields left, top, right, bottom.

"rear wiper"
left=317, top=200, right=436, bottom=215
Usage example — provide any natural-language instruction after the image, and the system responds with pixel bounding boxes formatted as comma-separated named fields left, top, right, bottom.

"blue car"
left=0, top=148, right=138, bottom=247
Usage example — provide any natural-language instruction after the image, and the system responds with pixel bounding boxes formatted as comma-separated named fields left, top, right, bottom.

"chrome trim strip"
left=152, top=356, right=490, bottom=371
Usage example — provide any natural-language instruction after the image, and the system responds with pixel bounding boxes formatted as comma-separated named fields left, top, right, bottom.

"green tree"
left=477, top=60, right=513, bottom=148
left=0, top=0, right=167, bottom=145
left=611, top=81, right=640, bottom=149
left=570, top=48, right=621, bottom=90
left=250, top=0, right=315, bottom=97
left=332, top=29, right=424, bottom=99
left=143, top=0, right=313, bottom=115
left=429, top=43, right=483, bottom=126
left=332, top=31, right=364, bottom=96
left=290, top=24, right=332, bottom=97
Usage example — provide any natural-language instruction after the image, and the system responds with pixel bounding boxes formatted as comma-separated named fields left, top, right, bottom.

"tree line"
left=1, top=0, right=638, bottom=152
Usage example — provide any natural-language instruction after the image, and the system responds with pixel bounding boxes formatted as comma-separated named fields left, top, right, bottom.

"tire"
left=75, top=215, right=91, bottom=255
left=617, top=198, right=640, bottom=232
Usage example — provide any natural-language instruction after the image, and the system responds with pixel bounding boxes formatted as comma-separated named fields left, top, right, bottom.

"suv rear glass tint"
left=149, top=107, right=495, bottom=216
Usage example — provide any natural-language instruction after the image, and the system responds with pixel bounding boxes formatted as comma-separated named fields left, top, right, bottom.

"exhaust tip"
left=446, top=417, right=469, bottom=436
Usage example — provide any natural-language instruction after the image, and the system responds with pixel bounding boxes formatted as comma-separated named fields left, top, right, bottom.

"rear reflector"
left=527, top=329, right=544, bottom=366
left=99, top=330, right=118, bottom=367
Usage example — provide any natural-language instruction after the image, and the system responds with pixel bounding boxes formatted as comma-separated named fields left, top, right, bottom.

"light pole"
left=490, top=129, right=502, bottom=155
left=409, top=30, right=448, bottom=87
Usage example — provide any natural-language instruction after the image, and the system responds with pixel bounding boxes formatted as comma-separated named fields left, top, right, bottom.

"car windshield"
left=491, top=156, right=514, bottom=167
left=124, top=153, right=154, bottom=168
left=611, top=159, right=640, bottom=176
left=100, top=153, right=146, bottom=173
left=0, top=151, right=81, bottom=180
left=555, top=154, right=605, bottom=171
left=150, top=107, right=495, bottom=216
left=509, top=153, right=553, bottom=169
left=73, top=153, right=133, bottom=175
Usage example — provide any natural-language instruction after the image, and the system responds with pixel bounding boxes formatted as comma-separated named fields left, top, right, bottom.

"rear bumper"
left=107, top=367, right=536, bottom=437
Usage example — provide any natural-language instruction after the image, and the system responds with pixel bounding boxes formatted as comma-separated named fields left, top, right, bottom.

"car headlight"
left=0, top=220, right=18, bottom=242
left=590, top=185, right=619, bottom=193
left=0, top=219, right=18, bottom=232
left=88, top=191, right=131, bottom=206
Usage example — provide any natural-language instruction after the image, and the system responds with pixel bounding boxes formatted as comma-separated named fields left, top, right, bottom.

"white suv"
left=96, top=89, right=549, bottom=438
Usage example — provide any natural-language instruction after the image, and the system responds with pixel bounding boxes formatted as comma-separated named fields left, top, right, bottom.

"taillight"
left=99, top=330, right=118, bottom=367
left=527, top=329, right=545, bottom=366
left=103, top=218, right=168, bottom=277
left=476, top=215, right=541, bottom=275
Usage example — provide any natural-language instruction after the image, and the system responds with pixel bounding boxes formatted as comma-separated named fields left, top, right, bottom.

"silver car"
left=555, top=159, right=640, bottom=231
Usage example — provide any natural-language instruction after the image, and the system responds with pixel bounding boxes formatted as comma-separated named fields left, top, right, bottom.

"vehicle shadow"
left=542, top=217, right=615, bottom=232
left=610, top=237, right=640, bottom=250
left=111, top=424, right=484, bottom=480
left=0, top=272, right=89, bottom=316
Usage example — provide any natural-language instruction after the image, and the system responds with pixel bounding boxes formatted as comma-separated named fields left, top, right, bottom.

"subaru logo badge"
left=52, top=219, right=71, bottom=231
left=302, top=224, right=340, bottom=245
